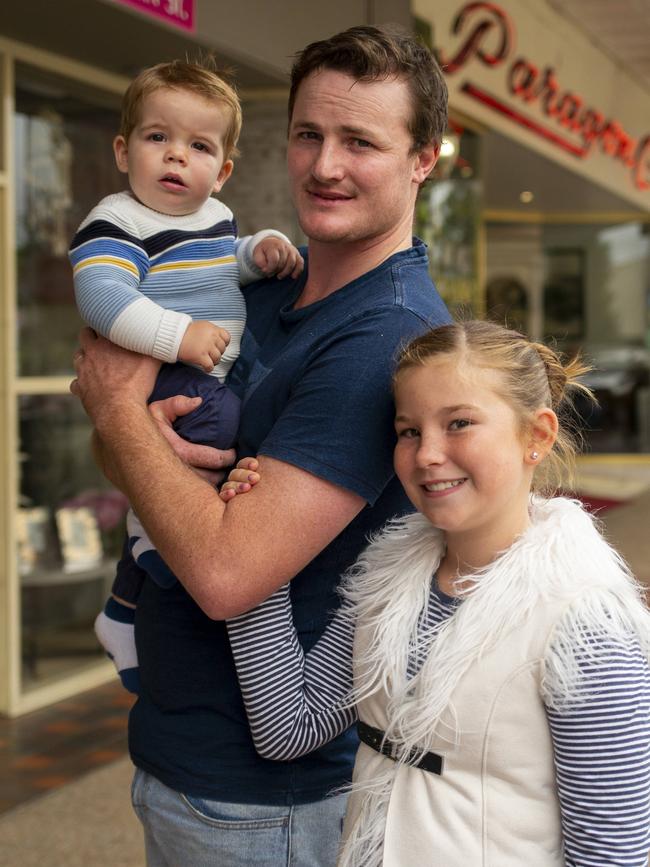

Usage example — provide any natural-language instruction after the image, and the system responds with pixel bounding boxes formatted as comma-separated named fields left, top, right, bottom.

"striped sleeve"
left=545, top=633, right=650, bottom=866
left=69, top=216, right=151, bottom=334
left=226, top=583, right=357, bottom=760
left=69, top=214, right=192, bottom=361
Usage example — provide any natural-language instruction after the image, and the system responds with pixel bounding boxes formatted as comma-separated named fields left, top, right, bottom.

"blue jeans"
left=131, top=768, right=348, bottom=866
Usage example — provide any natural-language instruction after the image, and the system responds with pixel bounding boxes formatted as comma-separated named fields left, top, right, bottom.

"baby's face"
left=113, top=87, right=233, bottom=215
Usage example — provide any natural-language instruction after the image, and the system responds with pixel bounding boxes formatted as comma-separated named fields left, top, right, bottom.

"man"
left=72, top=25, right=450, bottom=867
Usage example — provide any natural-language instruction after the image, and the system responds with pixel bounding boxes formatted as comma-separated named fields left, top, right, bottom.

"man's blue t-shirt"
left=128, top=240, right=450, bottom=804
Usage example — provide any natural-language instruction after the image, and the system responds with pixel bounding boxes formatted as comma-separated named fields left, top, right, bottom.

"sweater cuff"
left=152, top=310, right=192, bottom=362
left=109, top=297, right=190, bottom=362
left=236, top=230, right=292, bottom=285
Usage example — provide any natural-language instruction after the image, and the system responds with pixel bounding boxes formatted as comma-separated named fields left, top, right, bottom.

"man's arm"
left=74, top=330, right=365, bottom=619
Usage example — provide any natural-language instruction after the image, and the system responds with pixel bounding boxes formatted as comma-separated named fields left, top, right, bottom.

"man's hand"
left=219, top=457, right=260, bottom=501
left=148, top=395, right=236, bottom=484
left=178, top=322, right=230, bottom=373
left=253, top=237, right=304, bottom=280
left=70, top=328, right=160, bottom=428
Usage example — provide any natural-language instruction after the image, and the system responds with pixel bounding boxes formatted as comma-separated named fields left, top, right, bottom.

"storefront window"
left=11, top=64, right=127, bottom=697
left=543, top=222, right=650, bottom=454
left=416, top=127, right=483, bottom=316
left=485, top=220, right=650, bottom=454
left=18, top=394, right=128, bottom=689
left=14, top=64, right=122, bottom=377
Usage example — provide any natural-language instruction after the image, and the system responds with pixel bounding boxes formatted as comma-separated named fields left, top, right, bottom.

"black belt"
left=357, top=720, right=444, bottom=776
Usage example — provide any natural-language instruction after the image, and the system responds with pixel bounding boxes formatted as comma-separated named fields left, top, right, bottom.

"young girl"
left=222, top=321, right=650, bottom=867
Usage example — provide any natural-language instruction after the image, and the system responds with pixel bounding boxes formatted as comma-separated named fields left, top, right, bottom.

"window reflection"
left=416, top=126, right=483, bottom=317
left=14, top=64, right=122, bottom=377
left=483, top=221, right=650, bottom=454
left=19, top=394, right=127, bottom=689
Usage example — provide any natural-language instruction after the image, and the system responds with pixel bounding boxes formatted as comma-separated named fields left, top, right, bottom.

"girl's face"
left=393, top=356, right=537, bottom=557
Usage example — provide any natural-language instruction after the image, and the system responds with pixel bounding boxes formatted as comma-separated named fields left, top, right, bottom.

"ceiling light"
left=440, top=137, right=457, bottom=158
left=519, top=190, right=534, bottom=204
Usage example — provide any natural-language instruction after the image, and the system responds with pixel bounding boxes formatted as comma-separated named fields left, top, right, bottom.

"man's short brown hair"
left=119, top=58, right=242, bottom=159
left=288, top=25, right=448, bottom=153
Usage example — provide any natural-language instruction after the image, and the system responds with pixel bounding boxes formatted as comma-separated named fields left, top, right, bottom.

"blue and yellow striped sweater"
left=69, top=191, right=277, bottom=380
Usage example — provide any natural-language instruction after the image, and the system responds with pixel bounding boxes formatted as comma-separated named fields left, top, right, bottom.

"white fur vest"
left=338, top=497, right=650, bottom=867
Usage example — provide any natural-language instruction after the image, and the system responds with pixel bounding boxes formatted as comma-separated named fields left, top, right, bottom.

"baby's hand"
left=179, top=322, right=230, bottom=373
left=253, top=237, right=304, bottom=280
left=219, top=457, right=260, bottom=502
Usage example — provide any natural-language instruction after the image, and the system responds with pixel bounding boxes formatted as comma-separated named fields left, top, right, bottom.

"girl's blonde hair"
left=394, top=320, right=595, bottom=494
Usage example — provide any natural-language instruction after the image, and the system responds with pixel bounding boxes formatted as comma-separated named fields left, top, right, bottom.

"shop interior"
left=419, top=124, right=650, bottom=455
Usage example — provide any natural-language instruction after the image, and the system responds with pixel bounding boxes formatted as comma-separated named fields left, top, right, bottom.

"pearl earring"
left=531, top=451, right=539, bottom=461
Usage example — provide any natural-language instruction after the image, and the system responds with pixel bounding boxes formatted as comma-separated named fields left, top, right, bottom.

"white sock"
left=94, top=608, right=138, bottom=673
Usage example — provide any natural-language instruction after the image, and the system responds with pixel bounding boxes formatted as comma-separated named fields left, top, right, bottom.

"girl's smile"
left=421, top=478, right=467, bottom=494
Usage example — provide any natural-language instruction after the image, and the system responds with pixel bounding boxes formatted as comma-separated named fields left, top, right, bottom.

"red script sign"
left=437, top=2, right=650, bottom=191
left=110, top=0, right=195, bottom=33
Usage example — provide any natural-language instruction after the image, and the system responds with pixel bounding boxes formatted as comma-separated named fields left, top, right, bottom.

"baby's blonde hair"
left=119, top=57, right=242, bottom=159
left=394, top=320, right=595, bottom=494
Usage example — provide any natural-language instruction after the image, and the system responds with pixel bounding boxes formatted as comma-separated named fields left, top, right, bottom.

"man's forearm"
left=71, top=332, right=262, bottom=616
left=72, top=331, right=365, bottom=619
left=92, top=430, right=127, bottom=492
left=93, top=400, right=229, bottom=597
left=93, top=399, right=365, bottom=619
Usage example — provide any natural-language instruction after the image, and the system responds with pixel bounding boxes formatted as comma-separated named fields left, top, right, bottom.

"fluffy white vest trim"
left=338, top=497, right=650, bottom=867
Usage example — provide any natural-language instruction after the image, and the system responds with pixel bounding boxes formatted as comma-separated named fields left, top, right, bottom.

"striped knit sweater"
left=69, top=192, right=285, bottom=380
left=227, top=499, right=650, bottom=865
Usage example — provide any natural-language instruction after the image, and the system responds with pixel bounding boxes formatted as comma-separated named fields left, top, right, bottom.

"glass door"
left=15, top=62, right=127, bottom=697
left=1, top=44, right=129, bottom=714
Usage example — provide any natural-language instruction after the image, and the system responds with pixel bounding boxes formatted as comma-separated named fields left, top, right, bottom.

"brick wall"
left=222, top=98, right=306, bottom=246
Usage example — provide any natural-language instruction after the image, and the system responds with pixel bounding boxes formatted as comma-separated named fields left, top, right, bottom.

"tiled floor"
left=0, top=681, right=134, bottom=815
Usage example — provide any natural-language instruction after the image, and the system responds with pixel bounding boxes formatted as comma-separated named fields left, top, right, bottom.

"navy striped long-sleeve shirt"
left=227, top=581, right=650, bottom=865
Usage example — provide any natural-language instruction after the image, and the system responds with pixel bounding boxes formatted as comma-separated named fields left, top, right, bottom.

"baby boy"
left=69, top=59, right=302, bottom=691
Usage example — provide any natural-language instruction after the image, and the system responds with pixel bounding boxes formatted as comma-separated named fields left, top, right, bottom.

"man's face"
left=287, top=69, right=437, bottom=247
